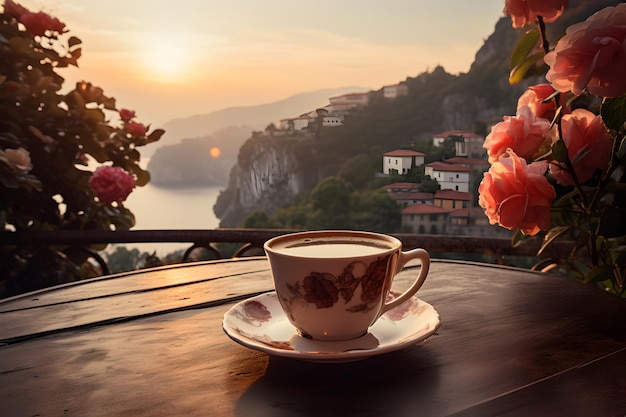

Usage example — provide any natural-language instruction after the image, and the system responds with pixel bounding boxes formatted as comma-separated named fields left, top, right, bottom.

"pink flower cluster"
left=118, top=108, right=147, bottom=137
left=479, top=2, right=623, bottom=237
left=88, top=166, right=135, bottom=204
left=4, top=0, right=66, bottom=36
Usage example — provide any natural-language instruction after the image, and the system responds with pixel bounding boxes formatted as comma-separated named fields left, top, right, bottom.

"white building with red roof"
left=401, top=204, right=452, bottom=234
left=424, top=161, right=471, bottom=192
left=383, top=149, right=426, bottom=175
left=388, top=192, right=435, bottom=208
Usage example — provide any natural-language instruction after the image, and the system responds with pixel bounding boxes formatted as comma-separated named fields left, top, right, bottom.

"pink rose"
left=545, top=3, right=626, bottom=98
left=88, top=166, right=135, bottom=204
left=479, top=150, right=556, bottom=236
left=549, top=109, right=613, bottom=186
left=504, top=0, right=568, bottom=28
left=19, top=11, right=66, bottom=36
left=483, top=106, right=552, bottom=164
left=4, top=0, right=29, bottom=19
left=119, top=108, right=136, bottom=122
left=517, top=84, right=569, bottom=121
left=125, top=121, right=147, bottom=137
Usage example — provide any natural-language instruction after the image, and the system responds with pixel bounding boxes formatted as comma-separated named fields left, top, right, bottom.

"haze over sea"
left=120, top=183, right=223, bottom=255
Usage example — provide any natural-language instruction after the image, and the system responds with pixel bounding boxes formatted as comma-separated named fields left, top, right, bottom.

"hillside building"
left=424, top=161, right=471, bottom=192
left=383, top=83, right=408, bottom=99
left=383, top=149, right=426, bottom=175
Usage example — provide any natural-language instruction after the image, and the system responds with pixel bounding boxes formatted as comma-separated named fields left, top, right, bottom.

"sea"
left=118, top=183, right=223, bottom=256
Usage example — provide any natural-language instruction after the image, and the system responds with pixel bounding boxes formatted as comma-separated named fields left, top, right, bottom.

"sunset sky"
left=16, top=1, right=506, bottom=127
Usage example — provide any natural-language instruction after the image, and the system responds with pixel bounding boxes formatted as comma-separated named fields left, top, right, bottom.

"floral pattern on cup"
left=282, top=255, right=392, bottom=314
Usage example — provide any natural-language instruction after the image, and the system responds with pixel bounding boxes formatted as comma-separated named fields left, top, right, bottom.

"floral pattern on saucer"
left=222, top=291, right=441, bottom=363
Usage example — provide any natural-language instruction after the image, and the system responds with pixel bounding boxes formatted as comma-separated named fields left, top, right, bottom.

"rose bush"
left=480, top=1, right=626, bottom=295
left=0, top=1, right=164, bottom=296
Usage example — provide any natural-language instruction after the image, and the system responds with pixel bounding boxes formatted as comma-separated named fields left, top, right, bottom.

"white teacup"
left=263, top=230, right=430, bottom=341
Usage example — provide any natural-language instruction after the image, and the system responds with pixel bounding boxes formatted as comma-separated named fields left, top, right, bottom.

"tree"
left=350, top=189, right=401, bottom=232
left=241, top=210, right=281, bottom=229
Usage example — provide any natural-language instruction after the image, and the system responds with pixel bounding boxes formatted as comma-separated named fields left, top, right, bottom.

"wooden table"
left=1, top=257, right=625, bottom=416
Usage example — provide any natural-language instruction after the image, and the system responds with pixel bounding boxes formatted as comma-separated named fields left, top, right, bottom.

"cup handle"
left=381, top=248, right=430, bottom=314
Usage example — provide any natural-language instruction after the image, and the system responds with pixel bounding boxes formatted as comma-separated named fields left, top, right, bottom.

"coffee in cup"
left=264, top=230, right=430, bottom=341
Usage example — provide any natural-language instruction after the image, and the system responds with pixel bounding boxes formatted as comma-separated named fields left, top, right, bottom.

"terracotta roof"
left=425, top=161, right=471, bottom=172
left=401, top=204, right=453, bottom=214
left=384, top=149, right=426, bottom=157
left=382, top=182, right=419, bottom=190
left=445, top=157, right=489, bottom=167
left=450, top=208, right=470, bottom=217
left=434, top=190, right=472, bottom=200
left=434, top=130, right=482, bottom=139
left=388, top=192, right=434, bottom=201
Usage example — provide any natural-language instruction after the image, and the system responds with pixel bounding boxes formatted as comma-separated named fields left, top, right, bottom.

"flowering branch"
left=480, top=1, right=626, bottom=295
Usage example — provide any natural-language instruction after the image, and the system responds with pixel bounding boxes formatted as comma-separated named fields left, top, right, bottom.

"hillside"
left=213, top=0, right=621, bottom=227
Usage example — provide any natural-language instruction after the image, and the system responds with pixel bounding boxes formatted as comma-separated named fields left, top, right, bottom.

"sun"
left=210, top=147, right=221, bottom=158
left=143, top=34, right=191, bottom=81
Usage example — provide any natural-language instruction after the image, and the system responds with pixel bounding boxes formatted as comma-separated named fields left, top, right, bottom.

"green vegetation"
left=241, top=177, right=400, bottom=232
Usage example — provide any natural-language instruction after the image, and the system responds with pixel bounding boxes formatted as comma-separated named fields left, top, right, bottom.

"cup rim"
left=263, top=230, right=401, bottom=259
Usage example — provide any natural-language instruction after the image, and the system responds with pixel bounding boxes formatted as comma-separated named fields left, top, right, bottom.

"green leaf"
left=538, top=225, right=571, bottom=256
left=618, top=136, right=626, bottom=165
left=147, top=129, right=165, bottom=144
left=68, top=36, right=82, bottom=49
left=584, top=264, right=614, bottom=284
left=552, top=139, right=569, bottom=163
left=132, top=166, right=151, bottom=187
left=509, top=52, right=545, bottom=85
left=83, top=108, right=106, bottom=122
left=510, top=29, right=540, bottom=71
left=601, top=96, right=626, bottom=134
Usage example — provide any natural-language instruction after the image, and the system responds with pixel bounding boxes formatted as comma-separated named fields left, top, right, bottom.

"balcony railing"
left=0, top=228, right=573, bottom=275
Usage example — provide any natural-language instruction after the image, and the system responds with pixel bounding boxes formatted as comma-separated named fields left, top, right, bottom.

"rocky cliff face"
left=214, top=134, right=314, bottom=227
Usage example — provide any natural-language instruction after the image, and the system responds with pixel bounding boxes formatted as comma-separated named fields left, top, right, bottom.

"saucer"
left=222, top=291, right=440, bottom=363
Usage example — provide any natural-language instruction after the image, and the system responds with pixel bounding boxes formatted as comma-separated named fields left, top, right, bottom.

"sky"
left=17, top=1, right=506, bottom=127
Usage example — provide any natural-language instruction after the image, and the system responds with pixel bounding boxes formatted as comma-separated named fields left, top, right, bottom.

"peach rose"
left=88, top=166, right=135, bottom=204
left=19, top=11, right=66, bottom=36
left=517, top=84, right=569, bottom=121
left=0, top=147, right=32, bottom=172
left=545, top=3, right=626, bottom=98
left=549, top=109, right=613, bottom=186
left=124, top=121, right=147, bottom=137
left=483, top=106, right=552, bottom=164
left=504, top=0, right=568, bottom=28
left=479, top=149, right=556, bottom=236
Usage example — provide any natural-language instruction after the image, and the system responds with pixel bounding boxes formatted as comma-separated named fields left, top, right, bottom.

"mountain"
left=150, top=86, right=370, bottom=153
